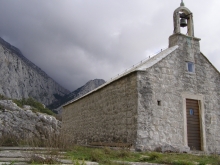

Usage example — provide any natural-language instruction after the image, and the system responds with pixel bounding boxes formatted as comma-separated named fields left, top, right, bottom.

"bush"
left=0, top=134, right=19, bottom=146
left=0, top=94, right=7, bottom=100
left=115, top=149, right=131, bottom=158
left=90, top=149, right=105, bottom=162
left=13, top=98, right=54, bottom=115
left=148, top=152, right=161, bottom=160
left=0, top=104, right=4, bottom=110
left=139, top=156, right=150, bottom=162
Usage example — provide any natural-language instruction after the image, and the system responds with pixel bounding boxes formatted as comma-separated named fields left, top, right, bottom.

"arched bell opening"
left=173, top=1, right=194, bottom=37
left=179, top=12, right=188, bottom=35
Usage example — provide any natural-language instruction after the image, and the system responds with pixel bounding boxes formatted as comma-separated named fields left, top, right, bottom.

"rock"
left=0, top=37, right=69, bottom=105
left=23, top=105, right=31, bottom=110
left=0, top=100, right=61, bottom=143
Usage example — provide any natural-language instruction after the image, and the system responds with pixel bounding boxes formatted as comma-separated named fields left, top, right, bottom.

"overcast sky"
left=0, top=0, right=219, bottom=91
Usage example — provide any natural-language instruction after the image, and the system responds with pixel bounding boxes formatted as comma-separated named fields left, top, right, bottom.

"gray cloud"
left=0, top=0, right=219, bottom=91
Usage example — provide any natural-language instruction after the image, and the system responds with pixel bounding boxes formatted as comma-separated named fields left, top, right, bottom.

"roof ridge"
left=63, top=45, right=179, bottom=107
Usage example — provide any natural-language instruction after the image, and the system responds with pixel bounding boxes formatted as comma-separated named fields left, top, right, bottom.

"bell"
left=180, top=18, right=187, bottom=27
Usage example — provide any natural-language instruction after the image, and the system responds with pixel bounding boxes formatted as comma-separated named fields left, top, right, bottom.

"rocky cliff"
left=0, top=99, right=61, bottom=143
left=48, top=79, right=105, bottom=113
left=0, top=37, right=69, bottom=105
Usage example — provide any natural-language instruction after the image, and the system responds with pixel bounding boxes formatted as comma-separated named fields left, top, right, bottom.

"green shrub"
left=13, top=98, right=54, bottom=115
left=0, top=104, right=4, bottom=110
left=148, top=152, right=161, bottom=160
left=0, top=94, right=7, bottom=100
left=139, top=156, right=150, bottom=162
left=116, top=149, right=131, bottom=158
left=103, top=147, right=112, bottom=155
left=90, top=149, right=105, bottom=162
left=0, top=135, right=19, bottom=146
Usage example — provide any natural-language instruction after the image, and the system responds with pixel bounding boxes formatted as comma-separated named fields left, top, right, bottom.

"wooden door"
left=186, top=99, right=201, bottom=150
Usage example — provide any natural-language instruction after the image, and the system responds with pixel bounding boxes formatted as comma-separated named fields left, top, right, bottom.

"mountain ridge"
left=0, top=37, right=50, bottom=79
left=48, top=79, right=105, bottom=113
left=0, top=37, right=69, bottom=105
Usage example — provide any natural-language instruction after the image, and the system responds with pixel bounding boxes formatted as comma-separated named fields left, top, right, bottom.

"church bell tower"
left=169, top=0, right=201, bottom=63
left=173, top=0, right=194, bottom=37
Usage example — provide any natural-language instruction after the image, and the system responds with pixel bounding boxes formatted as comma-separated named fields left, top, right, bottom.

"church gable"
left=135, top=34, right=220, bottom=151
left=197, top=52, right=220, bottom=75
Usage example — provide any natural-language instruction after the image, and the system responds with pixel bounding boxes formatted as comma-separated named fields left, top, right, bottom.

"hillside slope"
left=0, top=37, right=69, bottom=105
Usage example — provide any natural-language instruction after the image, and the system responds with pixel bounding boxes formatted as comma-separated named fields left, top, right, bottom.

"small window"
left=187, top=62, right=194, bottom=72
left=157, top=100, right=161, bottom=106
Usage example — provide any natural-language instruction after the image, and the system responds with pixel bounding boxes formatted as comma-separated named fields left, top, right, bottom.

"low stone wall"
left=62, top=72, right=138, bottom=146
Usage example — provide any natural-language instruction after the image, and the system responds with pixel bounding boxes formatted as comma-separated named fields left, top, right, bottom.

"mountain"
left=0, top=37, right=69, bottom=105
left=48, top=79, right=105, bottom=112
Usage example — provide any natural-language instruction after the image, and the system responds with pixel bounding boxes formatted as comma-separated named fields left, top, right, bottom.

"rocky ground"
left=0, top=99, right=60, bottom=144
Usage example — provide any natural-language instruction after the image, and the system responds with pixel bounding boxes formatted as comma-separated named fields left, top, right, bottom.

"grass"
left=0, top=94, right=54, bottom=116
left=13, top=97, right=54, bottom=115
left=66, top=146, right=137, bottom=164
left=66, top=146, right=220, bottom=165
left=0, top=134, right=219, bottom=165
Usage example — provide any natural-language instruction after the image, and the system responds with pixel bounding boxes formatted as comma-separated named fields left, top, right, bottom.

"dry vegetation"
left=1, top=133, right=220, bottom=165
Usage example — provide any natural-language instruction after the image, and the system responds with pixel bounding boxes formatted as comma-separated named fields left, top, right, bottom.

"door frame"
left=182, top=93, right=206, bottom=151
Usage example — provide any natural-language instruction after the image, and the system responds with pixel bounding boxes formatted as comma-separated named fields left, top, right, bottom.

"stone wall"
left=62, top=72, right=138, bottom=146
left=196, top=54, right=220, bottom=152
left=136, top=33, right=220, bottom=153
left=136, top=50, right=188, bottom=152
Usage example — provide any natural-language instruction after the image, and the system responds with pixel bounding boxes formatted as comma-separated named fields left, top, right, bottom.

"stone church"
left=62, top=1, right=220, bottom=153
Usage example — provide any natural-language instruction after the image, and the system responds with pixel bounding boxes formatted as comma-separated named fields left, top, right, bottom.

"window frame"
left=186, top=61, right=195, bottom=73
